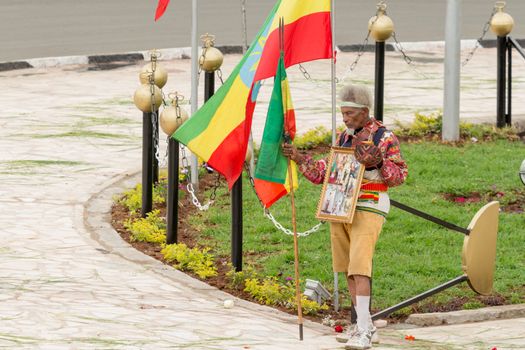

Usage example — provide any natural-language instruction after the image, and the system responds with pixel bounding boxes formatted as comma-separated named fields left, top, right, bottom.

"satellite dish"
left=520, top=159, right=525, bottom=185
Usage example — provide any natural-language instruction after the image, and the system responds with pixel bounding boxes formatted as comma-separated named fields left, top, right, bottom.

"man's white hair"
left=339, top=84, right=373, bottom=109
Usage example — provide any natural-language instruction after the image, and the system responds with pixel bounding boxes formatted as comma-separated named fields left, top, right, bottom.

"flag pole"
left=330, top=0, right=340, bottom=313
left=190, top=0, right=200, bottom=189
left=280, top=17, right=303, bottom=342
left=287, top=158, right=303, bottom=341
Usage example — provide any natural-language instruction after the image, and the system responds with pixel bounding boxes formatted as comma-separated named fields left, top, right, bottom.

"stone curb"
left=82, top=170, right=335, bottom=337
left=3, top=38, right=524, bottom=72
left=406, top=304, right=525, bottom=327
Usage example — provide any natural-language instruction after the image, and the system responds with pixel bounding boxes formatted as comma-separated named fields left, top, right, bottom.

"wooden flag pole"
left=280, top=16, right=303, bottom=341
left=287, top=159, right=304, bottom=341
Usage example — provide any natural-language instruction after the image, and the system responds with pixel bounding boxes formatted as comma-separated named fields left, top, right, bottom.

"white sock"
left=356, top=295, right=371, bottom=331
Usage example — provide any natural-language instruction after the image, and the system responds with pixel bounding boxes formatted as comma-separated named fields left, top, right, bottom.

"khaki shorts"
left=330, top=210, right=385, bottom=277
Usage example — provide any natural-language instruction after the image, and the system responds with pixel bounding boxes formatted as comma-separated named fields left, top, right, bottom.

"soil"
left=443, top=189, right=525, bottom=213
left=110, top=168, right=519, bottom=327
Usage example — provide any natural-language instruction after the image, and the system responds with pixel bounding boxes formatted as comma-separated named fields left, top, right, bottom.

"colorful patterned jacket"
left=298, top=118, right=408, bottom=216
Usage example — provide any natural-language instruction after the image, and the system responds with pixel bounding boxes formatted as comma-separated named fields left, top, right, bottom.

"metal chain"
left=462, top=6, right=498, bottom=67
left=264, top=210, right=324, bottom=237
left=338, top=10, right=379, bottom=82
left=390, top=31, right=429, bottom=79
left=391, top=31, right=412, bottom=66
left=244, top=164, right=325, bottom=237
left=186, top=173, right=221, bottom=211
left=147, top=53, right=165, bottom=167
left=197, top=45, right=208, bottom=78
left=149, top=53, right=170, bottom=167
left=179, top=139, right=221, bottom=211
left=216, top=69, right=224, bottom=84
left=298, top=64, right=311, bottom=80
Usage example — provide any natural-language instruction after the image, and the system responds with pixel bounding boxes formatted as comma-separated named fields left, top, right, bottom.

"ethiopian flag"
left=254, top=54, right=298, bottom=208
left=173, top=0, right=332, bottom=189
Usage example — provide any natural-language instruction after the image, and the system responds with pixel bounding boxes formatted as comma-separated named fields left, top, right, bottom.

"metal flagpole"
left=443, top=0, right=461, bottom=141
left=330, top=0, right=340, bottom=313
left=241, top=0, right=256, bottom=177
left=280, top=17, right=303, bottom=341
left=331, top=0, right=337, bottom=146
left=190, top=0, right=200, bottom=188
left=288, top=158, right=303, bottom=341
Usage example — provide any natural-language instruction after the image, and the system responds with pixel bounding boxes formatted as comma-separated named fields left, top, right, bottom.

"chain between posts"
left=147, top=51, right=164, bottom=168
left=244, top=164, right=325, bottom=237
left=216, top=69, right=224, bottom=84
left=179, top=139, right=221, bottom=211
left=390, top=31, right=429, bottom=79
left=462, top=6, right=498, bottom=67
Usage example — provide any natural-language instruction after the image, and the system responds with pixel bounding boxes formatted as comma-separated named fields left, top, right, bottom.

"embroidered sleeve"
left=378, top=131, right=408, bottom=187
left=298, top=155, right=327, bottom=185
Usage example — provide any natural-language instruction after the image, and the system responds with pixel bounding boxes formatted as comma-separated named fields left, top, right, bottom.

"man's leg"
left=353, top=274, right=371, bottom=331
left=346, top=275, right=357, bottom=306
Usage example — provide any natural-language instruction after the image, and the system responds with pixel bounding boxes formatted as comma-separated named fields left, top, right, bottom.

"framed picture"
left=316, top=147, right=364, bottom=223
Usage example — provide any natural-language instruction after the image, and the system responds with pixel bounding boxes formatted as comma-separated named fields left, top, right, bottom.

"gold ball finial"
left=199, top=33, right=224, bottom=73
left=139, top=50, right=168, bottom=88
left=159, top=93, right=189, bottom=136
left=490, top=1, right=514, bottom=37
left=139, top=63, right=168, bottom=88
left=368, top=2, right=394, bottom=42
left=133, top=84, right=163, bottom=113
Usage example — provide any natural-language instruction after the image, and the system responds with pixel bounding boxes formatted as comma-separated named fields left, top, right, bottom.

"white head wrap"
left=339, top=101, right=368, bottom=109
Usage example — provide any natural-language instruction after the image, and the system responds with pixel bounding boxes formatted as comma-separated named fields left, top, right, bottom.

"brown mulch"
left=443, top=189, right=525, bottom=213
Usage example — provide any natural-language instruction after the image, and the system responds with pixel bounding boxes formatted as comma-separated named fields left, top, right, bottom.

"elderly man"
left=282, top=84, right=407, bottom=350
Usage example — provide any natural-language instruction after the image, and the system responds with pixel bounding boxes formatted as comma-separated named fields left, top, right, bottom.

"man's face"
left=340, top=106, right=370, bottom=130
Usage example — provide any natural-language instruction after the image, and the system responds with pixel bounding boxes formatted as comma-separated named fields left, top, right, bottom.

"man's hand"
left=282, top=143, right=304, bottom=165
left=355, top=140, right=383, bottom=168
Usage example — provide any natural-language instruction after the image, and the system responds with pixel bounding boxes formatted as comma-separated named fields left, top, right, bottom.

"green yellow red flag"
left=173, top=0, right=332, bottom=189
left=254, top=54, right=298, bottom=208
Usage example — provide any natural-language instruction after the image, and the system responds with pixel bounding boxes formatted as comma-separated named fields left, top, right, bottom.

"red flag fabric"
left=155, top=0, right=171, bottom=21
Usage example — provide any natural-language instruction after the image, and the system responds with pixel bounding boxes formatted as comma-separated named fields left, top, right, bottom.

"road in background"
left=2, top=0, right=525, bottom=62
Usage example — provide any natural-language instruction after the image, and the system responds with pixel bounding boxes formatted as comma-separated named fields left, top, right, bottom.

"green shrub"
left=226, top=264, right=259, bottom=290
left=394, top=110, right=519, bottom=141
left=294, top=296, right=329, bottom=315
left=124, top=209, right=166, bottom=243
left=294, top=126, right=332, bottom=149
left=119, top=183, right=166, bottom=214
left=394, top=111, right=442, bottom=137
left=243, top=277, right=328, bottom=315
left=161, top=243, right=218, bottom=279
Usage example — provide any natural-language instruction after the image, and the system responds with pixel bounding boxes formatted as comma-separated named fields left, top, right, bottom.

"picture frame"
left=316, top=147, right=365, bottom=223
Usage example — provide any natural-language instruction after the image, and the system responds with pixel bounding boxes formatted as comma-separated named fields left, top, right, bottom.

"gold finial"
left=200, top=33, right=216, bottom=48
left=490, top=1, right=514, bottom=37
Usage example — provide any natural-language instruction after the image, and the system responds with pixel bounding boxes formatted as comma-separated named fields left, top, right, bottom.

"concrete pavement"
left=0, top=47, right=524, bottom=349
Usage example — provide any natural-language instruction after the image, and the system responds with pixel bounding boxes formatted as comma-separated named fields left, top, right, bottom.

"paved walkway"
left=0, top=48, right=524, bottom=349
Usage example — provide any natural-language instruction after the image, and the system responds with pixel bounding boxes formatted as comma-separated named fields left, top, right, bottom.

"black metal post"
left=497, top=36, right=507, bottom=128
left=153, top=112, right=159, bottom=184
left=166, top=138, right=179, bottom=244
left=371, top=275, right=468, bottom=320
left=390, top=199, right=470, bottom=235
left=231, top=178, right=243, bottom=271
left=374, top=41, right=386, bottom=122
left=141, top=112, right=154, bottom=217
left=507, top=38, right=512, bottom=126
left=205, top=72, right=215, bottom=102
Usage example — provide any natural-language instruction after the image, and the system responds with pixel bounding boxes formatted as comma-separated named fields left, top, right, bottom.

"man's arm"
left=297, top=156, right=327, bottom=185
left=281, top=144, right=327, bottom=185
left=378, top=131, right=408, bottom=187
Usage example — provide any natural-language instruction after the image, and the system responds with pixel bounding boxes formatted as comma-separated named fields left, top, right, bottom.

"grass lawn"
left=190, top=140, right=524, bottom=314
